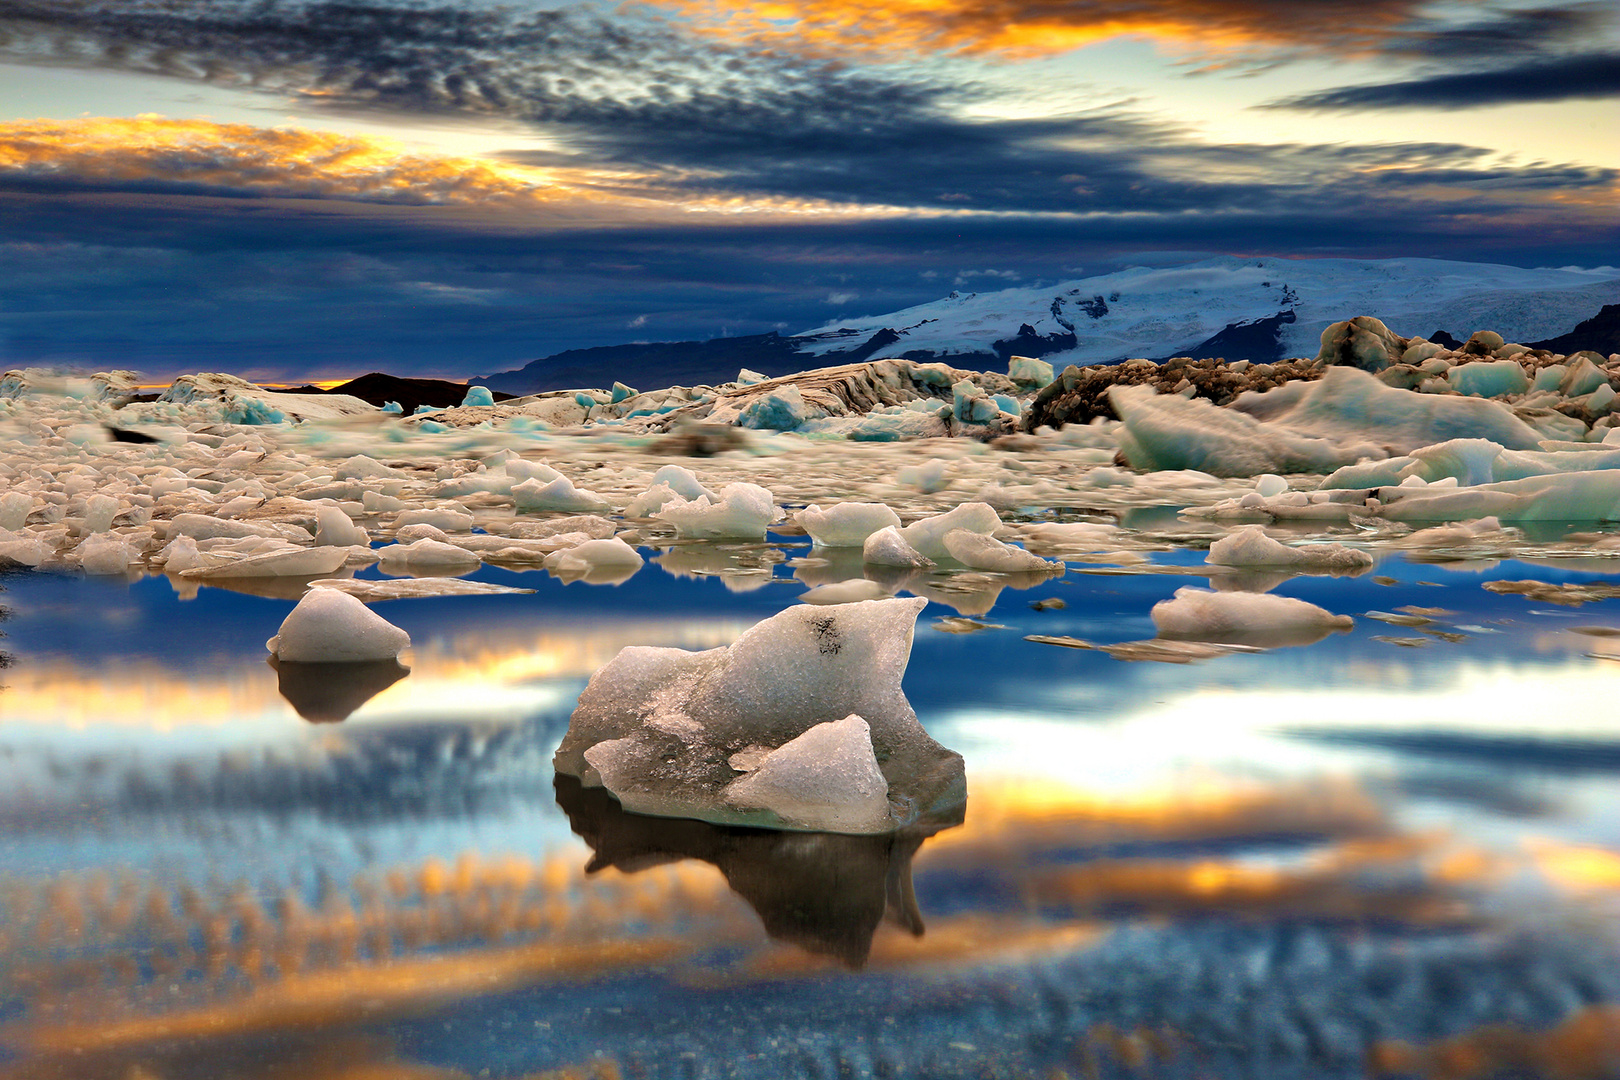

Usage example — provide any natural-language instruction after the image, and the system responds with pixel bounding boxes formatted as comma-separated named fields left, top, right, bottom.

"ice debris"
left=553, top=597, right=964, bottom=832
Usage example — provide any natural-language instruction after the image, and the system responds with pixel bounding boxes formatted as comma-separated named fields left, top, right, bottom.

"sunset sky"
left=0, top=0, right=1615, bottom=382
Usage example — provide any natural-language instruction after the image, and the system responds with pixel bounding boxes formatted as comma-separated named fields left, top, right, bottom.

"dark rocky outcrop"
left=1165, top=310, right=1296, bottom=366
left=474, top=332, right=808, bottom=396
left=991, top=323, right=1078, bottom=363
left=323, top=373, right=515, bottom=414
left=1531, top=302, right=1620, bottom=356
left=1024, top=356, right=1324, bottom=430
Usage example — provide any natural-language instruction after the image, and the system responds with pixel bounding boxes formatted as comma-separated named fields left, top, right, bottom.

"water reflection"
left=267, top=655, right=411, bottom=723
left=555, top=774, right=964, bottom=966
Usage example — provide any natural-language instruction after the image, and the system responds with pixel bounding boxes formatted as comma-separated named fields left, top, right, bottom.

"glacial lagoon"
left=5, top=522, right=1620, bottom=1079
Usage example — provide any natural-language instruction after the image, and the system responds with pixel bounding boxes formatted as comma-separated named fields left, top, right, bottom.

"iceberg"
left=554, top=597, right=964, bottom=833
left=266, top=588, right=411, bottom=662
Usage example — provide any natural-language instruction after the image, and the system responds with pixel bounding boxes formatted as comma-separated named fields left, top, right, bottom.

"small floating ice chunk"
left=1206, top=525, right=1373, bottom=572
left=653, top=482, right=780, bottom=540
left=182, top=545, right=350, bottom=579
left=898, top=502, right=1000, bottom=561
left=1402, top=439, right=1505, bottom=486
left=1151, top=586, right=1354, bottom=646
left=1448, top=360, right=1528, bottom=398
left=1008, top=355, right=1055, bottom=389
left=461, top=385, right=495, bottom=407
left=862, top=525, right=934, bottom=568
left=310, top=578, right=534, bottom=601
left=737, top=384, right=813, bottom=430
left=377, top=537, right=483, bottom=570
left=75, top=533, right=135, bottom=575
left=81, top=493, right=121, bottom=534
left=314, top=503, right=369, bottom=546
left=897, top=458, right=950, bottom=494
left=0, top=491, right=32, bottom=531
left=796, top=502, right=902, bottom=547
left=333, top=455, right=411, bottom=481
left=0, top=529, right=52, bottom=566
left=941, top=529, right=1062, bottom=573
left=266, top=588, right=411, bottom=662
left=721, top=715, right=891, bottom=833
left=392, top=507, right=475, bottom=532
left=542, top=537, right=644, bottom=574
left=1254, top=474, right=1288, bottom=498
left=513, top=475, right=611, bottom=513
left=798, top=579, right=891, bottom=605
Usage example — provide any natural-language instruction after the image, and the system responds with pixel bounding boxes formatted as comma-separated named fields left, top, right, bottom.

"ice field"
left=5, top=319, right=1620, bottom=1078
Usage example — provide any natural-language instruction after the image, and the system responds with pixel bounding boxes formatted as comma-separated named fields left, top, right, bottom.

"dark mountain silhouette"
left=1530, top=302, right=1620, bottom=356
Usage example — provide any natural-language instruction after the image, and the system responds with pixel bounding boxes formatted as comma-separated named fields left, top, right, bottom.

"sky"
left=0, top=0, right=1615, bottom=383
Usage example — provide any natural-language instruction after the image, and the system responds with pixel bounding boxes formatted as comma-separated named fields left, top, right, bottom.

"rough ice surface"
left=796, top=502, right=902, bottom=547
left=1206, top=524, right=1374, bottom=572
left=722, top=715, right=891, bottom=833
left=555, top=597, right=964, bottom=832
left=265, top=587, right=411, bottom=662
left=897, top=502, right=1001, bottom=561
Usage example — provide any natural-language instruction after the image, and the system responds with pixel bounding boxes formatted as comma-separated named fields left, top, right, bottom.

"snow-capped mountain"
left=476, top=256, right=1619, bottom=394
left=796, top=256, right=1620, bottom=367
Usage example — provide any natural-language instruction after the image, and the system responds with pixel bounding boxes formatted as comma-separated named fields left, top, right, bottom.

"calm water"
left=3, top=532, right=1620, bottom=1079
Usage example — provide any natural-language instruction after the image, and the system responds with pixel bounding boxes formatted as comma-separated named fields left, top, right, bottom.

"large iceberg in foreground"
left=553, top=596, right=965, bottom=833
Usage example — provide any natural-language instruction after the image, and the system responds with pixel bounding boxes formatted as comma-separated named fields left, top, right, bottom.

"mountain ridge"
left=472, top=256, right=1620, bottom=395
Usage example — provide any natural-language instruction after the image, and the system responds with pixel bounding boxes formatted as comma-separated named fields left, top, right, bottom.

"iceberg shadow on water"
left=554, top=773, right=963, bottom=967
left=267, top=654, right=411, bottom=723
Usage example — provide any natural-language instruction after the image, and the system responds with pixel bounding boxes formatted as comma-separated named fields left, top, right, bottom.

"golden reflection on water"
left=0, top=618, right=753, bottom=730
left=1, top=766, right=1560, bottom=1075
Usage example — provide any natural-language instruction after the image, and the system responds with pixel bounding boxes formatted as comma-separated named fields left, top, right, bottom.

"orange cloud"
left=0, top=116, right=584, bottom=207
left=653, top=0, right=1424, bottom=60
left=0, top=116, right=890, bottom=219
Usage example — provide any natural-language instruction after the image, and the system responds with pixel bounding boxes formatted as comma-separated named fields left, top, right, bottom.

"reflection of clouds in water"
left=6, top=773, right=1615, bottom=1079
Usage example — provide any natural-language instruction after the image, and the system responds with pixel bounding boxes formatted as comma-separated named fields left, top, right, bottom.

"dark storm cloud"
left=0, top=0, right=949, bottom=134
left=1381, top=2, right=1615, bottom=59
left=1269, top=51, right=1620, bottom=111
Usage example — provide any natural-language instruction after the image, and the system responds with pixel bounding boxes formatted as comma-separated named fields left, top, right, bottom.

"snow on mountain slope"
left=795, top=257, right=1620, bottom=365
